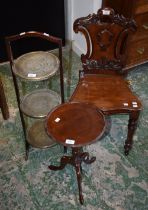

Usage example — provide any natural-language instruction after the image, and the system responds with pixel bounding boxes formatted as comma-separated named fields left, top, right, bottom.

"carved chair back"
left=73, top=8, right=137, bottom=75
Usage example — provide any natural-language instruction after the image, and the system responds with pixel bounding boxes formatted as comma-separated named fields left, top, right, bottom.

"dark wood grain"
left=46, top=102, right=105, bottom=204
left=46, top=102, right=106, bottom=147
left=73, top=7, right=137, bottom=74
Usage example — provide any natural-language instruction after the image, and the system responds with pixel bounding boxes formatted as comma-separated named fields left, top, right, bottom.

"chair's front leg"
left=124, top=110, right=140, bottom=155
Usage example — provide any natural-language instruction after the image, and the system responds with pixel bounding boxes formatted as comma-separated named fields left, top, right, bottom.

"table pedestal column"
left=48, top=147, right=96, bottom=204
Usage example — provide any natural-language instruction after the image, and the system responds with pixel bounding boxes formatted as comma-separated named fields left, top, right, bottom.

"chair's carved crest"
left=74, top=8, right=136, bottom=31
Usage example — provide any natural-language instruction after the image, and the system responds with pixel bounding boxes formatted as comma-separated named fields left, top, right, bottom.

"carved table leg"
left=124, top=110, right=140, bottom=155
left=75, top=162, right=84, bottom=204
left=48, top=147, right=96, bottom=204
left=72, top=148, right=96, bottom=204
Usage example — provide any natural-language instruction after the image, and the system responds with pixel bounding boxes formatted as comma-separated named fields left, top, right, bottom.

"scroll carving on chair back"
left=73, top=8, right=137, bottom=74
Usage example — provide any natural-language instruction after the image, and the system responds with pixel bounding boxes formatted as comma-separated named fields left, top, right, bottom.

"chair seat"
left=70, top=74, right=142, bottom=113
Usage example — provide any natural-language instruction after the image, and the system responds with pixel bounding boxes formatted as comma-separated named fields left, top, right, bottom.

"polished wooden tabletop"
left=45, top=102, right=106, bottom=147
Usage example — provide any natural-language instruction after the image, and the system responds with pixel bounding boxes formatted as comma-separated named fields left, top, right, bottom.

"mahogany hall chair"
left=0, top=77, right=9, bottom=120
left=70, top=8, right=142, bottom=155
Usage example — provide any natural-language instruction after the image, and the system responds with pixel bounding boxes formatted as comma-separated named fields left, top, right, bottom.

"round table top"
left=45, top=102, right=106, bottom=147
left=13, top=51, right=59, bottom=81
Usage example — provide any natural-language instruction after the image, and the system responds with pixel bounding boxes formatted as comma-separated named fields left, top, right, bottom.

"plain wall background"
left=64, top=0, right=102, bottom=55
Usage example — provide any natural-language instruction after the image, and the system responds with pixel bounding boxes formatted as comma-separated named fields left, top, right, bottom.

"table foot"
left=48, top=156, right=72, bottom=170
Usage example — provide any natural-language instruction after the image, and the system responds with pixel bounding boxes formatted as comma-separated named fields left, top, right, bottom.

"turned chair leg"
left=124, top=110, right=140, bottom=155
